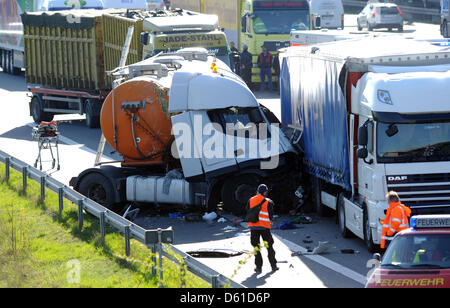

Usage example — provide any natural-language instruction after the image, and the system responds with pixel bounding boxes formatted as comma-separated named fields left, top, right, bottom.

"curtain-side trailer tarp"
left=280, top=51, right=351, bottom=191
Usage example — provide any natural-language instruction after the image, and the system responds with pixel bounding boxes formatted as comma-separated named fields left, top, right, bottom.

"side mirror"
left=140, top=32, right=149, bottom=46
left=314, top=15, right=321, bottom=29
left=358, top=125, right=368, bottom=146
left=357, top=148, right=368, bottom=159
left=372, top=253, right=381, bottom=262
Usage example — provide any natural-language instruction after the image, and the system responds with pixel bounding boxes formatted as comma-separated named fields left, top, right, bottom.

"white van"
left=309, top=0, right=345, bottom=29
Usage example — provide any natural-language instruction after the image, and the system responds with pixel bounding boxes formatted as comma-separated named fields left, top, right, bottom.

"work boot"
left=255, top=267, right=262, bottom=273
left=271, top=266, right=279, bottom=272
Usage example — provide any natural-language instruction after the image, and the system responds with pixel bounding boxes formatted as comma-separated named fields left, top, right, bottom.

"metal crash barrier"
left=0, top=149, right=244, bottom=289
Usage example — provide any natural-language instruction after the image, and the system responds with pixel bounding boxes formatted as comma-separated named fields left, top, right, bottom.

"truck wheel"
left=31, top=96, right=54, bottom=123
left=221, top=175, right=260, bottom=216
left=337, top=194, right=352, bottom=238
left=77, top=173, right=115, bottom=210
left=85, top=99, right=100, bottom=128
left=4, top=50, right=11, bottom=74
left=364, top=207, right=377, bottom=253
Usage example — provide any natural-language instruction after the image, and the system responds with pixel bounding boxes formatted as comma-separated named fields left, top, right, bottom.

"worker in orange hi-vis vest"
left=381, top=191, right=412, bottom=249
left=246, top=184, right=278, bottom=273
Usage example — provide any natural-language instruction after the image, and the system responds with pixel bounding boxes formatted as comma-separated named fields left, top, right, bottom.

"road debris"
left=291, top=241, right=330, bottom=256
left=222, top=225, right=239, bottom=231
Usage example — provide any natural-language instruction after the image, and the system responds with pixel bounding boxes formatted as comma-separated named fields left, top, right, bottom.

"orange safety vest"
left=248, top=194, right=271, bottom=229
left=381, top=202, right=411, bottom=249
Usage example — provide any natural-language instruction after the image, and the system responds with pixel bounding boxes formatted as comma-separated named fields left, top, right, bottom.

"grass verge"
left=0, top=164, right=209, bottom=288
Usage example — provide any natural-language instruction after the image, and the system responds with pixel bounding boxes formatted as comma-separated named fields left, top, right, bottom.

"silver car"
left=357, top=3, right=404, bottom=32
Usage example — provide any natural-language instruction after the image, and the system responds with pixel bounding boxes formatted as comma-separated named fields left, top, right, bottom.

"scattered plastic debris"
left=222, top=225, right=239, bottom=231
left=184, top=213, right=203, bottom=222
left=234, top=232, right=251, bottom=237
left=290, top=215, right=313, bottom=224
left=340, top=249, right=360, bottom=254
left=202, top=212, right=218, bottom=222
left=169, top=212, right=183, bottom=219
left=276, top=219, right=298, bottom=230
left=291, top=241, right=330, bottom=256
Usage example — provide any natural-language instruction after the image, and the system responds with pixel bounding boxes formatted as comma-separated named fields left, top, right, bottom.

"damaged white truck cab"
left=280, top=37, right=450, bottom=251
left=72, top=48, right=299, bottom=216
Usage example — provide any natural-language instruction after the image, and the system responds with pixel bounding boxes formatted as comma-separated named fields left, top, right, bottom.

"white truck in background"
left=280, top=37, right=450, bottom=251
left=309, top=0, right=344, bottom=29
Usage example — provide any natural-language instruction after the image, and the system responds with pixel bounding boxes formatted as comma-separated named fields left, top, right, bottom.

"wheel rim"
left=88, top=184, right=107, bottom=205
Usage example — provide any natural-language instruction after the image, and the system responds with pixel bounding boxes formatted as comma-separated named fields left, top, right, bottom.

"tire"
left=397, top=25, right=403, bottom=33
left=4, top=50, right=11, bottom=74
left=364, top=207, right=377, bottom=253
left=443, top=22, right=449, bottom=38
left=85, top=99, right=100, bottom=128
left=31, top=96, right=54, bottom=123
left=368, top=23, right=373, bottom=31
left=337, top=194, right=352, bottom=238
left=77, top=172, right=115, bottom=210
left=221, top=174, right=260, bottom=216
left=357, top=20, right=362, bottom=31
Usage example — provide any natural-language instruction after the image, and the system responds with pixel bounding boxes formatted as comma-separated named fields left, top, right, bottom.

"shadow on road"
left=0, top=70, right=27, bottom=92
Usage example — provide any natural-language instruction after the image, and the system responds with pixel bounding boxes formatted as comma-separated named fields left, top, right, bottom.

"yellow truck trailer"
left=171, top=0, right=311, bottom=85
left=22, top=8, right=229, bottom=127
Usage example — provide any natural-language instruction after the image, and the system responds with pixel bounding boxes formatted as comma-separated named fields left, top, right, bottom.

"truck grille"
left=386, top=173, right=450, bottom=214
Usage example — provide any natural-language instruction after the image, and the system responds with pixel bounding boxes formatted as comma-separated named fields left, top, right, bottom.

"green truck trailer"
left=21, top=8, right=229, bottom=127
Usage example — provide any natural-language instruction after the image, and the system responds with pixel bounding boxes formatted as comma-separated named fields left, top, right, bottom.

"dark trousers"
left=241, top=68, right=252, bottom=88
left=259, top=68, right=273, bottom=91
left=250, top=229, right=277, bottom=269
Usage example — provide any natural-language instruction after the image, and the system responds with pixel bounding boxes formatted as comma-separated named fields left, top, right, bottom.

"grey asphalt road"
left=0, top=16, right=443, bottom=288
left=0, top=67, right=371, bottom=288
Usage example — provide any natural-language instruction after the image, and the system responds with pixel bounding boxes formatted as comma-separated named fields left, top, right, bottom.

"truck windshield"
left=377, top=122, right=450, bottom=163
left=253, top=9, right=310, bottom=34
left=381, top=234, right=450, bottom=269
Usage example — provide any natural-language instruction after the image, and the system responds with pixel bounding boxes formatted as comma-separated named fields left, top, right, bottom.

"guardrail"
left=0, top=149, right=244, bottom=289
left=343, top=0, right=441, bottom=23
